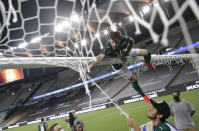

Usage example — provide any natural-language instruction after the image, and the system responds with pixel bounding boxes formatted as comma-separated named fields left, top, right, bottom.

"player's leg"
left=112, top=64, right=151, bottom=104
left=129, top=75, right=151, bottom=104
left=129, top=49, right=156, bottom=70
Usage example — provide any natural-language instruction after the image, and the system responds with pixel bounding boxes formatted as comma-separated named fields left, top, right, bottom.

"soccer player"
left=38, top=118, right=49, bottom=131
left=126, top=99, right=177, bottom=131
left=86, top=31, right=156, bottom=104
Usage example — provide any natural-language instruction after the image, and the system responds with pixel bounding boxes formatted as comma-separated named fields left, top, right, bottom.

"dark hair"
left=150, top=99, right=171, bottom=122
left=157, top=110, right=170, bottom=122
left=50, top=123, right=58, bottom=131
left=110, top=31, right=122, bottom=40
left=69, top=112, right=75, bottom=127
left=41, top=118, right=44, bottom=122
left=172, top=90, right=180, bottom=95
left=74, top=122, right=83, bottom=131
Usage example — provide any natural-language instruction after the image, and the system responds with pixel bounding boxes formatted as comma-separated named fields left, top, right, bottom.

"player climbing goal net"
left=0, top=0, right=199, bottom=114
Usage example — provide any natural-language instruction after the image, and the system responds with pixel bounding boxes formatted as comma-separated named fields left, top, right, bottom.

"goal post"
left=0, top=54, right=198, bottom=70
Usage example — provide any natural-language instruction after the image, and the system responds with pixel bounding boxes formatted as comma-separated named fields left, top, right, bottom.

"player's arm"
left=38, top=125, right=40, bottom=131
left=126, top=115, right=141, bottom=131
left=169, top=104, right=174, bottom=116
left=45, top=123, right=49, bottom=131
left=125, top=38, right=134, bottom=56
left=86, top=53, right=106, bottom=72
left=122, top=38, right=134, bottom=62
left=185, top=100, right=195, bottom=117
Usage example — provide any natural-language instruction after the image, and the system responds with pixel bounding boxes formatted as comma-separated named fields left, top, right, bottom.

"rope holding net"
left=86, top=73, right=129, bottom=118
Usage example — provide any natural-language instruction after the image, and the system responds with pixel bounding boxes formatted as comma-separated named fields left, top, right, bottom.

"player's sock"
left=144, top=50, right=151, bottom=64
left=132, top=80, right=151, bottom=104
left=144, top=50, right=156, bottom=70
left=132, top=80, right=145, bottom=96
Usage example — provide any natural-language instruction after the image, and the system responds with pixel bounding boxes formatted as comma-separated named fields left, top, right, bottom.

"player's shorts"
left=111, top=48, right=139, bottom=79
left=112, top=63, right=132, bottom=79
left=129, top=48, right=140, bottom=56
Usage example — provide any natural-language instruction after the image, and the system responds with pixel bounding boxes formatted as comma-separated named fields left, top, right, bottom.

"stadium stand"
left=170, top=63, right=199, bottom=87
left=0, top=62, right=198, bottom=126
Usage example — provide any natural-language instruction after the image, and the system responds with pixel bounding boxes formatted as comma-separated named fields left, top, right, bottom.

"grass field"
left=5, top=89, right=199, bottom=131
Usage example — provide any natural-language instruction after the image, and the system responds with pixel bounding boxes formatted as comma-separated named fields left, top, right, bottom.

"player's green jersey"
left=100, top=35, right=133, bottom=70
left=38, top=122, right=48, bottom=131
left=65, top=119, right=69, bottom=122
left=153, top=122, right=171, bottom=131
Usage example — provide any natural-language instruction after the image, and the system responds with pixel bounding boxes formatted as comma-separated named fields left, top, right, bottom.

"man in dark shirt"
left=86, top=31, right=156, bottom=104
left=38, top=118, right=49, bottom=131
left=126, top=99, right=177, bottom=131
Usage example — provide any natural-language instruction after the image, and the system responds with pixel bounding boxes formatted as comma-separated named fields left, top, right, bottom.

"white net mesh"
left=0, top=0, right=199, bottom=116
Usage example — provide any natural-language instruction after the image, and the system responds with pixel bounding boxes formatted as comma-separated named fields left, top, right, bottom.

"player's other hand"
left=121, top=55, right=127, bottom=63
left=85, top=64, right=92, bottom=73
left=126, top=115, right=136, bottom=128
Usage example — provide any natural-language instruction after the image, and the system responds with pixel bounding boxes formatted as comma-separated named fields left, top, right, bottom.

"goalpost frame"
left=0, top=54, right=198, bottom=70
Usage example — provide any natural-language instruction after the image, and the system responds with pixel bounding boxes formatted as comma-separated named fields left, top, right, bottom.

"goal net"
left=0, top=0, right=199, bottom=115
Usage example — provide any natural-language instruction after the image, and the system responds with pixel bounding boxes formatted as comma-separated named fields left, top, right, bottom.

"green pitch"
left=5, top=89, right=199, bottom=131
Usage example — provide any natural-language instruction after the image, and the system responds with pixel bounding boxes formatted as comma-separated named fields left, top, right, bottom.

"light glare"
left=71, top=13, right=79, bottom=22
left=104, top=30, right=108, bottom=35
left=129, top=16, right=134, bottom=22
left=18, top=42, right=27, bottom=48
left=142, top=5, right=150, bottom=14
left=95, top=33, right=100, bottom=38
left=31, top=37, right=41, bottom=43
left=110, top=24, right=117, bottom=31
left=81, top=39, right=86, bottom=45
left=74, top=43, right=78, bottom=48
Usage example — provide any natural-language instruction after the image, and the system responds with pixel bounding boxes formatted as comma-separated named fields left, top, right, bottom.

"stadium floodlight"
left=153, top=2, right=160, bottom=8
left=31, top=36, right=41, bottom=43
left=110, top=24, right=117, bottom=31
left=74, top=43, right=78, bottom=48
left=9, top=47, right=16, bottom=51
left=44, top=33, right=50, bottom=37
left=9, top=47, right=14, bottom=51
left=166, top=48, right=172, bottom=51
left=71, top=12, right=79, bottom=23
left=104, top=30, right=108, bottom=35
left=55, top=24, right=63, bottom=32
left=55, top=21, right=71, bottom=32
left=164, top=0, right=169, bottom=2
left=142, top=5, right=151, bottom=14
left=81, top=39, right=86, bottom=46
left=64, top=20, right=71, bottom=27
left=129, top=15, right=134, bottom=22
left=18, top=42, right=27, bottom=48
left=95, top=33, right=100, bottom=38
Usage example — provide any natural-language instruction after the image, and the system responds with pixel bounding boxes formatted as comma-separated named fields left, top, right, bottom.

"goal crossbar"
left=0, top=54, right=198, bottom=70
